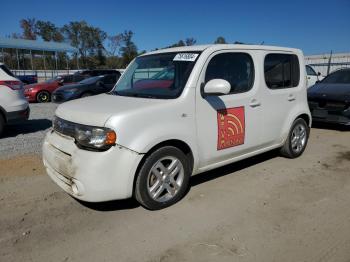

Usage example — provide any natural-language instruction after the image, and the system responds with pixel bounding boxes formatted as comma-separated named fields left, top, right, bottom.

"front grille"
left=53, top=117, right=76, bottom=138
left=325, top=102, right=347, bottom=110
left=308, top=98, right=348, bottom=111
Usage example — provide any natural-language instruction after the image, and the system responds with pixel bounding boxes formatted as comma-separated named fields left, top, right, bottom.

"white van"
left=306, top=65, right=323, bottom=88
left=43, top=44, right=311, bottom=209
left=0, top=63, right=29, bottom=136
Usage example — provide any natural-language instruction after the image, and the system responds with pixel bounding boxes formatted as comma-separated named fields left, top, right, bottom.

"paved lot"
left=0, top=103, right=350, bottom=262
left=0, top=103, right=57, bottom=159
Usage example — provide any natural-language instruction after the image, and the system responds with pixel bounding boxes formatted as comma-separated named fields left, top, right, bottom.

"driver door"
left=196, top=51, right=263, bottom=169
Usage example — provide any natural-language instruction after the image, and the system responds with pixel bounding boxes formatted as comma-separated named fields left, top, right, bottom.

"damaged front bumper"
left=43, top=129, right=144, bottom=202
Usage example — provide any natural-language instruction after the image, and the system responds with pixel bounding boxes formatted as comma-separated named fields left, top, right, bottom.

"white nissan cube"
left=43, top=44, right=311, bottom=210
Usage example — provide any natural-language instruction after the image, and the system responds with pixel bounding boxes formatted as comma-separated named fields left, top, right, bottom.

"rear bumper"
left=6, top=106, right=30, bottom=124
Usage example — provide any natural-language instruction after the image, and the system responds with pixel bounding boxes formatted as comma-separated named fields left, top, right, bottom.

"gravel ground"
left=0, top=103, right=57, bottom=159
left=0, top=126, right=350, bottom=262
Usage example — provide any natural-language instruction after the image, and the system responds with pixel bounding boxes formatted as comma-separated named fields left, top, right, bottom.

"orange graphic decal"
left=217, top=107, right=245, bottom=150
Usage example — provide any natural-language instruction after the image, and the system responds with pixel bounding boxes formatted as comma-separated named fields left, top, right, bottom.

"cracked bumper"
left=43, top=130, right=144, bottom=202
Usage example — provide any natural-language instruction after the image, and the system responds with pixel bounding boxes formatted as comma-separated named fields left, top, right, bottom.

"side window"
left=205, top=52, right=254, bottom=94
left=306, top=65, right=317, bottom=76
left=63, top=75, right=73, bottom=83
left=264, top=54, right=300, bottom=89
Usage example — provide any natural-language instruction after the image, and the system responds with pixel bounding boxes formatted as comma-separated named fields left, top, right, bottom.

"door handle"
left=249, top=99, right=261, bottom=108
left=288, top=94, right=296, bottom=101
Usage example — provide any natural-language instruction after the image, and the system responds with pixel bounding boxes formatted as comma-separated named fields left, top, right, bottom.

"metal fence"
left=305, top=52, right=350, bottom=76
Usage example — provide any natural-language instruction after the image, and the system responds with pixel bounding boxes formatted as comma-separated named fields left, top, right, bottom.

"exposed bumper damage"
left=43, top=130, right=144, bottom=202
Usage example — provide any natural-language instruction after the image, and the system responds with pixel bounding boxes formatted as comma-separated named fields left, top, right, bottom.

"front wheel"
left=36, top=91, right=51, bottom=103
left=135, top=146, right=191, bottom=210
left=280, top=118, right=309, bottom=158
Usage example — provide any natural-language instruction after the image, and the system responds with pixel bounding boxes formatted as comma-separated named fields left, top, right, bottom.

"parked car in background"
left=308, top=68, right=350, bottom=125
left=24, top=74, right=87, bottom=103
left=306, top=65, right=323, bottom=88
left=16, top=74, right=38, bottom=85
left=52, top=74, right=120, bottom=103
left=43, top=44, right=311, bottom=210
left=0, top=63, right=29, bottom=137
left=75, top=69, right=121, bottom=77
left=134, top=66, right=174, bottom=89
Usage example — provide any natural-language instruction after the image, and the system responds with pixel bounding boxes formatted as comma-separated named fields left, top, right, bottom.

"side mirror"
left=58, top=79, right=64, bottom=86
left=203, top=79, right=231, bottom=96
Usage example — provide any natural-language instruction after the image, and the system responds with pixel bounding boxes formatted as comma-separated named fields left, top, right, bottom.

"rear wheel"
left=280, top=118, right=309, bottom=158
left=0, top=114, right=5, bottom=137
left=36, top=91, right=51, bottom=103
left=135, top=146, right=191, bottom=210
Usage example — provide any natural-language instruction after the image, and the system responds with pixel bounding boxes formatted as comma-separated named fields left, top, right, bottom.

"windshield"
left=0, top=65, right=15, bottom=77
left=112, top=52, right=200, bottom=99
left=79, top=76, right=102, bottom=85
left=321, top=70, right=350, bottom=84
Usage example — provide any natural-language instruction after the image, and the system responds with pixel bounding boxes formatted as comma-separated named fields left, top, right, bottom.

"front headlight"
left=75, top=125, right=116, bottom=150
left=53, top=116, right=116, bottom=151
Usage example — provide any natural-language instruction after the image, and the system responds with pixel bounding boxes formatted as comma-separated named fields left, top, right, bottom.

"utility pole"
left=327, top=50, right=333, bottom=76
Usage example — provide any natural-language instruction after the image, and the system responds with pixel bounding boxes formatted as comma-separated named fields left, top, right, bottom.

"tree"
left=214, top=36, right=227, bottom=44
left=62, top=21, right=107, bottom=68
left=164, top=38, right=196, bottom=49
left=107, top=34, right=123, bottom=56
left=36, top=20, right=64, bottom=42
left=120, top=30, right=138, bottom=67
left=20, top=18, right=37, bottom=40
left=185, top=37, right=196, bottom=46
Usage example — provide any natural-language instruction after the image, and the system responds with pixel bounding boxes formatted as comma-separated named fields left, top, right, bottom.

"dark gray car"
left=52, top=74, right=120, bottom=103
left=308, top=69, right=350, bottom=125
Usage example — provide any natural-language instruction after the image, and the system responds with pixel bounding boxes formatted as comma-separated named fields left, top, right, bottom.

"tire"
left=135, top=146, right=191, bottom=210
left=280, top=118, right=309, bottom=158
left=36, top=91, right=51, bottom=103
left=0, top=114, right=4, bottom=137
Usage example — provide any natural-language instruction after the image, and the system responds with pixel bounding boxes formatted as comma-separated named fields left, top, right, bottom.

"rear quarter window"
left=264, top=54, right=300, bottom=89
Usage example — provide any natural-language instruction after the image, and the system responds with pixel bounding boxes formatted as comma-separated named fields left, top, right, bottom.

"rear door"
left=195, top=51, right=263, bottom=168
left=261, top=53, right=301, bottom=146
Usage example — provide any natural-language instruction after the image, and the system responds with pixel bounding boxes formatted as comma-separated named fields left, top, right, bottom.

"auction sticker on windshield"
left=173, top=53, right=199, bottom=62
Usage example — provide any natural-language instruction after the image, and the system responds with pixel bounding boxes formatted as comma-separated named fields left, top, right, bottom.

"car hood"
left=25, top=81, right=56, bottom=89
left=55, top=93, right=170, bottom=127
left=308, top=83, right=350, bottom=101
left=54, top=83, right=84, bottom=93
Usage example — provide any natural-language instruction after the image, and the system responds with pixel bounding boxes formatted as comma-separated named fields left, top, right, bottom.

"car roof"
left=142, top=44, right=301, bottom=56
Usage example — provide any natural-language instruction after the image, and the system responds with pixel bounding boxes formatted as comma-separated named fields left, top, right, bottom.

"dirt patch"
left=0, top=154, right=45, bottom=177
left=337, top=151, right=350, bottom=162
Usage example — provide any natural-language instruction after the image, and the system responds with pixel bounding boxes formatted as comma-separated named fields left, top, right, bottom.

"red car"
left=24, top=74, right=86, bottom=103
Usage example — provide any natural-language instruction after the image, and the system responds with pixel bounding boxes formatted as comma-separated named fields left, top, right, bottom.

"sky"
left=1, top=0, right=349, bottom=55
